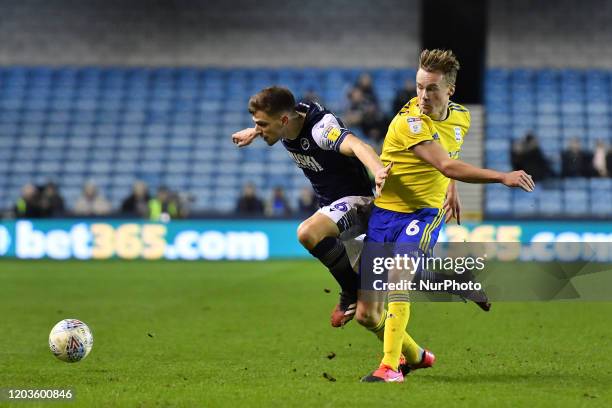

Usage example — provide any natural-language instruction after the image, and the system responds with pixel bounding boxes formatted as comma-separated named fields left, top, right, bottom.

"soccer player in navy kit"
left=232, top=86, right=391, bottom=327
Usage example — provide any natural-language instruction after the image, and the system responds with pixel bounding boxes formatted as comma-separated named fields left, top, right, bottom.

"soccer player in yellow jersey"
left=360, top=49, right=535, bottom=382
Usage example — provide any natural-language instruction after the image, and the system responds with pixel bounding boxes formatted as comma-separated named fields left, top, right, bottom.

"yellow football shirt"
left=374, top=97, right=470, bottom=213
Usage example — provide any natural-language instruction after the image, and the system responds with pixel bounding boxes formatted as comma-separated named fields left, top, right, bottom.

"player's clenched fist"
left=231, top=127, right=259, bottom=147
left=502, top=170, right=535, bottom=192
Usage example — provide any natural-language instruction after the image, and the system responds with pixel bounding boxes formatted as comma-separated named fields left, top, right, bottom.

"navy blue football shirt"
left=281, top=101, right=373, bottom=207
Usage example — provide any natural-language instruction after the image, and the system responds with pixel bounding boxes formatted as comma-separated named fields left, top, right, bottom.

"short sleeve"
left=463, top=110, right=471, bottom=139
left=393, top=115, right=435, bottom=150
left=311, top=113, right=351, bottom=152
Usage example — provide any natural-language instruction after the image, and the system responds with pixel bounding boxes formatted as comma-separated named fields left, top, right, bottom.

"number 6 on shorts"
left=405, top=219, right=420, bottom=236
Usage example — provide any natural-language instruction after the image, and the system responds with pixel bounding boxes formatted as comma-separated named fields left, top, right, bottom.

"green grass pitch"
left=1, top=260, right=611, bottom=407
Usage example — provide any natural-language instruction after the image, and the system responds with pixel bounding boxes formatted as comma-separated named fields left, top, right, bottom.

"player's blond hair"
left=419, top=49, right=460, bottom=86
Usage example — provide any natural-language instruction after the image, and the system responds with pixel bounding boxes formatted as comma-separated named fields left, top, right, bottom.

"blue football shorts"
left=366, top=205, right=445, bottom=254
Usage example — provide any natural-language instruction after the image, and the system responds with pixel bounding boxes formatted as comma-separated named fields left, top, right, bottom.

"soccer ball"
left=48, top=319, right=94, bottom=362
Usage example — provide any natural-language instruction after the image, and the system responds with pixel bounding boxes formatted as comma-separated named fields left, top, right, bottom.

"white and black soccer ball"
left=49, top=319, right=94, bottom=363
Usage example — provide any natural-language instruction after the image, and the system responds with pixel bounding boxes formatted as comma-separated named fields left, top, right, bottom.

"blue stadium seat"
left=212, top=188, right=240, bottom=212
left=13, top=148, right=39, bottom=161
left=266, top=174, right=292, bottom=190
left=191, top=161, right=214, bottom=176
left=114, top=161, right=137, bottom=173
left=116, top=149, right=140, bottom=161
left=138, top=162, right=164, bottom=173
left=191, top=188, right=213, bottom=205
left=512, top=190, right=538, bottom=216
left=537, top=101, right=558, bottom=115
left=240, top=162, right=265, bottom=175
left=537, top=190, right=562, bottom=215
left=237, top=173, right=265, bottom=188
left=511, top=112, right=536, bottom=126
left=111, top=173, right=135, bottom=187
left=487, top=112, right=511, bottom=126
left=486, top=196, right=512, bottom=216
left=0, top=150, right=12, bottom=162
left=587, top=129, right=611, bottom=144
left=168, top=150, right=192, bottom=162
left=589, top=178, right=612, bottom=191
left=62, top=174, right=86, bottom=188
left=590, top=191, right=612, bottom=216
left=8, top=175, right=32, bottom=189
left=0, top=136, right=16, bottom=151
left=0, top=66, right=610, bottom=216
left=89, top=161, right=113, bottom=174
left=536, top=126, right=561, bottom=141
left=165, top=162, right=190, bottom=174
left=563, top=178, right=588, bottom=189
left=18, top=123, right=45, bottom=137
left=37, top=161, right=62, bottom=173
left=563, top=190, right=589, bottom=215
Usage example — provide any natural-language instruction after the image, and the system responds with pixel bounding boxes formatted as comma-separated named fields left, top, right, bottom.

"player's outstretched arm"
left=338, top=134, right=389, bottom=196
left=231, top=127, right=259, bottom=147
left=412, top=140, right=535, bottom=192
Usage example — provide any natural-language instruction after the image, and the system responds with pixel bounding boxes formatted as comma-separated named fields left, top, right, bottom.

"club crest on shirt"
left=454, top=127, right=462, bottom=141
left=407, top=117, right=422, bottom=134
left=300, top=138, right=310, bottom=150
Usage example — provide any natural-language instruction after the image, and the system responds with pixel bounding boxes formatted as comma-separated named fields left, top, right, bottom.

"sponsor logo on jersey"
left=432, top=132, right=440, bottom=140
left=454, top=127, right=462, bottom=141
left=324, top=126, right=341, bottom=143
left=287, top=152, right=324, bottom=172
left=300, top=138, right=310, bottom=150
left=408, top=117, right=422, bottom=134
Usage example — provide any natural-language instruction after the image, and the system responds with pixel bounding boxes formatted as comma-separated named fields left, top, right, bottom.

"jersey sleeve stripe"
left=333, top=130, right=351, bottom=152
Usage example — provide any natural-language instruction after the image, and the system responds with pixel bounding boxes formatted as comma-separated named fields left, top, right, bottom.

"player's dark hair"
left=248, top=86, right=296, bottom=116
left=419, top=49, right=461, bottom=86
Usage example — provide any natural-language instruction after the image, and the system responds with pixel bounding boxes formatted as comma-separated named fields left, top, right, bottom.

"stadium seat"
left=563, top=190, right=589, bottom=215
left=590, top=193, right=612, bottom=216
left=484, top=67, right=612, bottom=218
left=538, top=190, right=563, bottom=215
left=0, top=66, right=609, bottom=216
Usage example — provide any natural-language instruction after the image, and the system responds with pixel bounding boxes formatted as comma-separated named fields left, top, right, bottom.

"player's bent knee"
left=296, top=222, right=314, bottom=248
left=297, top=221, right=325, bottom=249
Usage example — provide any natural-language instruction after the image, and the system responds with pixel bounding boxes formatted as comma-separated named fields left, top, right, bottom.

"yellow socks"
left=381, top=300, right=410, bottom=370
left=401, top=330, right=423, bottom=365
left=366, top=299, right=424, bottom=368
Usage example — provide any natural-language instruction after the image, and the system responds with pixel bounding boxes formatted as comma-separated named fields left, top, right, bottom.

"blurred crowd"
left=8, top=180, right=320, bottom=220
left=511, top=132, right=612, bottom=180
left=304, top=72, right=416, bottom=146
left=6, top=74, right=611, bottom=220
left=5, top=75, right=412, bottom=220
left=235, top=183, right=318, bottom=217
left=9, top=181, right=188, bottom=221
